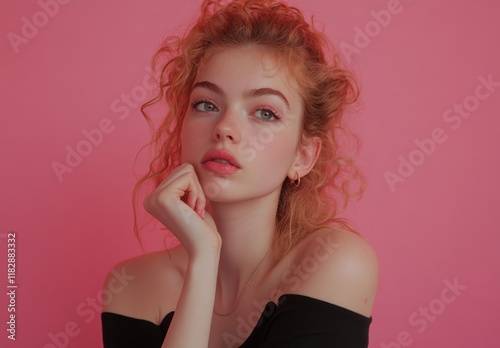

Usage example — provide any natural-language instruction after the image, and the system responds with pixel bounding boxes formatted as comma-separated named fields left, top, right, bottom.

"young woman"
left=101, top=0, right=378, bottom=347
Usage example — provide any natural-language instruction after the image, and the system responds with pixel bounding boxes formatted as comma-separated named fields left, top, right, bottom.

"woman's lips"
left=202, top=160, right=240, bottom=174
left=201, top=148, right=241, bottom=174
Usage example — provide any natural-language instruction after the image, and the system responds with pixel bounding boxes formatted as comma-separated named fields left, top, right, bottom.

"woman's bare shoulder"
left=283, top=228, right=379, bottom=317
left=101, top=245, right=187, bottom=324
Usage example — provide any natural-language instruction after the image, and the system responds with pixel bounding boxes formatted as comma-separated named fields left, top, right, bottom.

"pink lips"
left=201, top=148, right=241, bottom=174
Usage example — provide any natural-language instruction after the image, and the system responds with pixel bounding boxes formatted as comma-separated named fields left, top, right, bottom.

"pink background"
left=1, top=0, right=499, bottom=347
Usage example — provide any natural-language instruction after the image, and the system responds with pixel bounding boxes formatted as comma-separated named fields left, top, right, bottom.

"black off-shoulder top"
left=101, top=293, right=372, bottom=347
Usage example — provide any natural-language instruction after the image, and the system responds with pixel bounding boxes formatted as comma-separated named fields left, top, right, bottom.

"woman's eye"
left=193, top=101, right=218, bottom=112
left=255, top=108, right=279, bottom=121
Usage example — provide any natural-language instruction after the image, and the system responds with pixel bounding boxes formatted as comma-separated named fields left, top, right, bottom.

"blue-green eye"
left=255, top=108, right=280, bottom=121
left=192, top=100, right=218, bottom=112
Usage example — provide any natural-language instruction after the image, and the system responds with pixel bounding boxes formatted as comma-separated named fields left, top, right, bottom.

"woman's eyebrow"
left=192, top=81, right=290, bottom=109
left=244, top=88, right=290, bottom=109
left=192, top=81, right=225, bottom=96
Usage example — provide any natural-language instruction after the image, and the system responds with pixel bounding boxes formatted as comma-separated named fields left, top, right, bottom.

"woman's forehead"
left=195, top=46, right=301, bottom=96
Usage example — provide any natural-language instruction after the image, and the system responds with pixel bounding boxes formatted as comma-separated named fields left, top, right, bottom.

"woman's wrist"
left=188, top=246, right=221, bottom=271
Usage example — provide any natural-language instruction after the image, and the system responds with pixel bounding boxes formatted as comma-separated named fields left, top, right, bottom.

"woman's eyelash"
left=190, top=100, right=281, bottom=121
left=191, top=99, right=218, bottom=112
left=254, top=107, right=281, bottom=121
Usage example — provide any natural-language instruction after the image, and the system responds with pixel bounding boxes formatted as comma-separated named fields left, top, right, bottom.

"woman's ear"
left=288, top=136, right=322, bottom=180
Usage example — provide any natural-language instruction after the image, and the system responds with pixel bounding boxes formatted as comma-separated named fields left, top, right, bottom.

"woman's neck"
left=209, top=189, right=280, bottom=297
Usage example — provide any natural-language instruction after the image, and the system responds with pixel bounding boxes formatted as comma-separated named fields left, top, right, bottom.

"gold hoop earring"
left=289, top=173, right=301, bottom=187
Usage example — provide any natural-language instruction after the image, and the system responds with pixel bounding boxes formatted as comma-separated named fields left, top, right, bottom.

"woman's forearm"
left=161, top=251, right=220, bottom=348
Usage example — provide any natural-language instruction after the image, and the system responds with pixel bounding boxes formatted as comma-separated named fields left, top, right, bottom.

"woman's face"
left=181, top=46, right=304, bottom=202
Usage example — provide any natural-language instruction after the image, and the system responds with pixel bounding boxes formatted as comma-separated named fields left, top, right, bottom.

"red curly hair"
left=133, top=0, right=365, bottom=259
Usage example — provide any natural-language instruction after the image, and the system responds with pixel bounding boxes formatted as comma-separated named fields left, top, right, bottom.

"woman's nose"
left=212, top=110, right=241, bottom=143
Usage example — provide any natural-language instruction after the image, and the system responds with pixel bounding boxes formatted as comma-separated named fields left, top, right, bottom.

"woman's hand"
left=143, top=163, right=221, bottom=257
left=145, top=164, right=221, bottom=348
